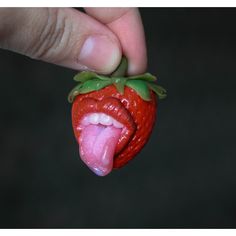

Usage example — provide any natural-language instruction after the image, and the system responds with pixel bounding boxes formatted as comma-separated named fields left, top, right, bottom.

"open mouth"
left=78, top=113, right=124, bottom=176
left=72, top=97, right=136, bottom=176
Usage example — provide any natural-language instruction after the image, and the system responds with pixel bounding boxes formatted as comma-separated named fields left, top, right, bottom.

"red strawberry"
left=68, top=58, right=166, bottom=176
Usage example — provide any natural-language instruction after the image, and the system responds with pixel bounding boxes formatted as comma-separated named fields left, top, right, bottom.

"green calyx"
left=68, top=57, right=167, bottom=103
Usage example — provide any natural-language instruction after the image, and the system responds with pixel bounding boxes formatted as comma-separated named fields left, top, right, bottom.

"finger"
left=0, top=8, right=122, bottom=74
left=85, top=8, right=147, bottom=75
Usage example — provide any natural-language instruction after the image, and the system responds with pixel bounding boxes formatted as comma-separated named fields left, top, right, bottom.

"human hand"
left=0, top=8, right=147, bottom=75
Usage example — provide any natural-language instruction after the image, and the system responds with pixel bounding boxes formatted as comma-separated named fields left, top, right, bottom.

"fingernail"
left=78, top=35, right=121, bottom=74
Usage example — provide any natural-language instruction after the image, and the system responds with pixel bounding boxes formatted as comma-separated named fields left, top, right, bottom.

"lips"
left=72, top=96, right=136, bottom=176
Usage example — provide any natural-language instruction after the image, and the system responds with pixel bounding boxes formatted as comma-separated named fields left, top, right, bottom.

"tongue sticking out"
left=79, top=124, right=122, bottom=176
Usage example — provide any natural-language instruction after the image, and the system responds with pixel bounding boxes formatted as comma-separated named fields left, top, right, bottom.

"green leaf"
left=68, top=83, right=83, bottom=103
left=69, top=61, right=166, bottom=104
left=127, top=73, right=157, bottom=82
left=148, top=82, right=167, bottom=99
left=79, top=79, right=112, bottom=94
left=73, top=71, right=98, bottom=82
left=73, top=71, right=111, bottom=83
left=126, top=80, right=151, bottom=101
left=111, top=77, right=127, bottom=94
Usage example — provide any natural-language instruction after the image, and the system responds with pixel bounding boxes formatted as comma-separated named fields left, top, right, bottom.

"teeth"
left=80, top=113, right=124, bottom=128
left=100, top=114, right=112, bottom=126
left=81, top=116, right=90, bottom=126
left=89, top=113, right=99, bottom=124
left=113, top=119, right=124, bottom=128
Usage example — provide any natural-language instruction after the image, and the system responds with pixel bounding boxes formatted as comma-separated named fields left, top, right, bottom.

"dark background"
left=0, top=8, right=236, bottom=228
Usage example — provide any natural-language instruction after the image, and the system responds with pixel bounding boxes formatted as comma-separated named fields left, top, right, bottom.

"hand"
left=0, top=8, right=147, bottom=75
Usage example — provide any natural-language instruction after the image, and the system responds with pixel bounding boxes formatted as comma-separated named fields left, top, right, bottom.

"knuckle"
left=28, top=8, right=71, bottom=62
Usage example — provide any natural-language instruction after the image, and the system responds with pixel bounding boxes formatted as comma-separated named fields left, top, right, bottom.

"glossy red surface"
left=72, top=85, right=157, bottom=168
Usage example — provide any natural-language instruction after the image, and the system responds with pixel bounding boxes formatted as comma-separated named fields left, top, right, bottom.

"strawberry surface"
left=68, top=57, right=166, bottom=175
left=72, top=85, right=157, bottom=168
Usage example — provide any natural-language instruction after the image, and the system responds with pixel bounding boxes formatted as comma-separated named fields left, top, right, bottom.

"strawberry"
left=68, top=57, right=166, bottom=176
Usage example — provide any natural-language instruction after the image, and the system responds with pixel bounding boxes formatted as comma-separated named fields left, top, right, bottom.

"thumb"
left=0, top=8, right=122, bottom=74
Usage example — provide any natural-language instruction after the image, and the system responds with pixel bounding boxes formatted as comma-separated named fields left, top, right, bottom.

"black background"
left=1, top=8, right=236, bottom=228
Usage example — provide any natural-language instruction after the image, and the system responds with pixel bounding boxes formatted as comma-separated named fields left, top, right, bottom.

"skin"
left=0, top=8, right=147, bottom=75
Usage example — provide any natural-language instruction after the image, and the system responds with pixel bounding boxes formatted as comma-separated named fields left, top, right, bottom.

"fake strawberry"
left=68, top=57, right=166, bottom=176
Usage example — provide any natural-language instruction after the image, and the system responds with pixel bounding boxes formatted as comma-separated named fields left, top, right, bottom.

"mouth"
left=72, top=97, right=136, bottom=176
left=78, top=113, right=124, bottom=176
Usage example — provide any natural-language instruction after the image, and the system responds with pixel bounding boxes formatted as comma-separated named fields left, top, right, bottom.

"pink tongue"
left=79, top=124, right=121, bottom=176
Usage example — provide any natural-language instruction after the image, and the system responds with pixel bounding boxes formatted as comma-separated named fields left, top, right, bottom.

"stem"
left=111, top=56, right=128, bottom=77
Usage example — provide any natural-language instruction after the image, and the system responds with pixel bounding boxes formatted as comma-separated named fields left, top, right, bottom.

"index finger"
left=84, top=8, right=147, bottom=75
